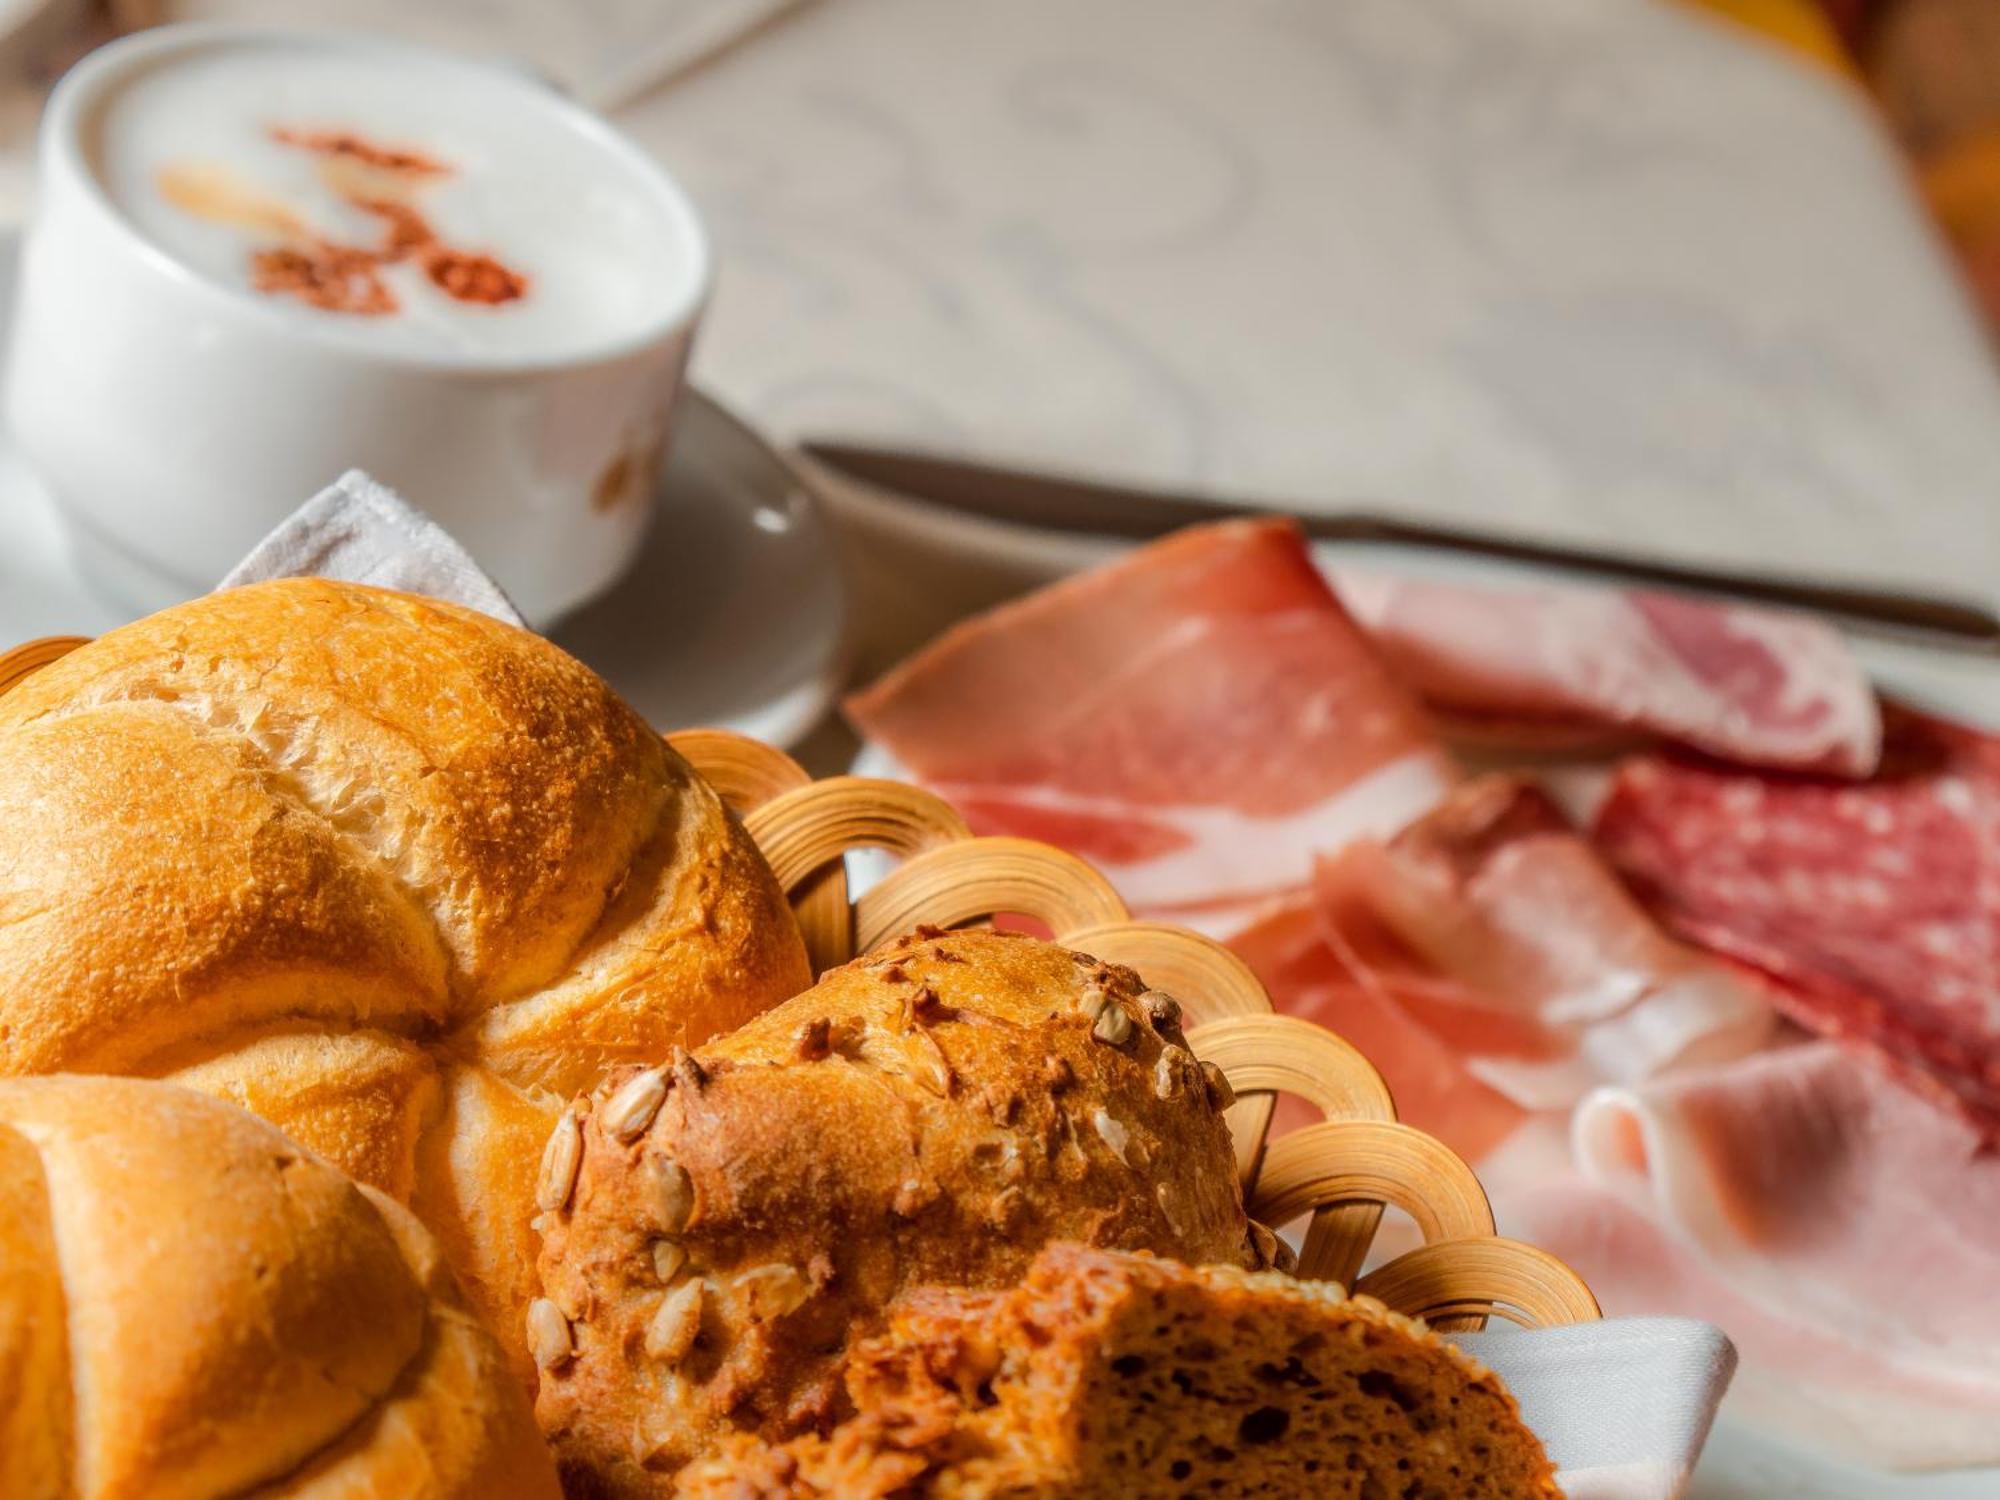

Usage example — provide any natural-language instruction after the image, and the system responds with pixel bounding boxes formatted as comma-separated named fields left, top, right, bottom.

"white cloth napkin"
left=218, top=469, right=524, bottom=626
left=1457, top=1317, right=1737, bottom=1499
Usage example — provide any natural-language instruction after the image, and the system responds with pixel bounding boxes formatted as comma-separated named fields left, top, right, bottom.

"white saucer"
left=546, top=390, right=847, bottom=747
left=0, top=240, right=847, bottom=748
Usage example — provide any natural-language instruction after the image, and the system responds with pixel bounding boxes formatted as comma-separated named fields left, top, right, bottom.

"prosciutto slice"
left=1492, top=1043, right=2000, bottom=1469
left=846, top=522, right=1456, bottom=931
left=1228, top=901, right=1526, bottom=1164
left=1594, top=708, right=2000, bottom=1140
left=1330, top=570, right=1881, bottom=776
left=1314, top=776, right=1774, bottom=1111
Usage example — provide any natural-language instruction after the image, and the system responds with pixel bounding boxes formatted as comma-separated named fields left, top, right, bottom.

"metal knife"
left=800, top=440, right=2000, bottom=651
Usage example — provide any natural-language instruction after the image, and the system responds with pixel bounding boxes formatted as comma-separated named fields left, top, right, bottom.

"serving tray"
left=0, top=635, right=1599, bottom=1335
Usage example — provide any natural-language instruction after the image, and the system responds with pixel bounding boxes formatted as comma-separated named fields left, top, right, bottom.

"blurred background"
left=6, top=0, right=1997, bottom=694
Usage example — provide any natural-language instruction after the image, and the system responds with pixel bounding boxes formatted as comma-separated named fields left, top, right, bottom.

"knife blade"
left=801, top=439, right=2000, bottom=651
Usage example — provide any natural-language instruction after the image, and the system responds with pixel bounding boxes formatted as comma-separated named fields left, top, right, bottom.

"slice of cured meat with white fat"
left=1314, top=776, right=1774, bottom=1110
left=1228, top=901, right=1527, bottom=1164
left=1331, top=569, right=1881, bottom=776
left=1593, top=708, right=2000, bottom=1140
left=846, top=521, right=1456, bottom=931
left=1488, top=1043, right=2000, bottom=1469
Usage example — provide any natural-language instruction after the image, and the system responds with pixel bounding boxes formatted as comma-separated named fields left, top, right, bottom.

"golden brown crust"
left=0, top=580, right=812, bottom=1379
left=535, top=929, right=1261, bottom=1495
left=160, top=1028, right=443, bottom=1201
left=0, top=1120, right=70, bottom=1500
left=676, top=1243, right=1562, bottom=1500
left=411, top=1061, right=567, bottom=1378
left=0, top=1076, right=561, bottom=1500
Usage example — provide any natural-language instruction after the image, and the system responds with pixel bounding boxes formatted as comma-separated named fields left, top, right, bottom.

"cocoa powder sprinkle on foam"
left=165, top=127, right=531, bottom=316
left=271, top=125, right=453, bottom=176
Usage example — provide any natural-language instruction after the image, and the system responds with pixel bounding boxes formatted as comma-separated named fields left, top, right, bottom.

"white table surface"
left=614, top=0, right=2000, bottom=612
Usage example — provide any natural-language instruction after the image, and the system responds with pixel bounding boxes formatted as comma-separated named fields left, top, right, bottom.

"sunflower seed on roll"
left=645, top=1281, right=704, bottom=1364
left=535, top=1109, right=583, bottom=1213
left=601, top=1068, right=670, bottom=1143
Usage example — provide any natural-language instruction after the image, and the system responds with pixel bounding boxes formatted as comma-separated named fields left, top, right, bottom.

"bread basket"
left=670, top=725, right=1603, bottom=1335
left=0, top=635, right=1599, bottom=1336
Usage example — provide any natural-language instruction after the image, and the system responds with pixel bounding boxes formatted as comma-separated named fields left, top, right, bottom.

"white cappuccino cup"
left=6, top=24, right=712, bottom=625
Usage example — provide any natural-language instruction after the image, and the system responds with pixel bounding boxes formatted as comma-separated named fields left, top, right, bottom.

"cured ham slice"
left=1314, top=777, right=1774, bottom=1111
left=1228, top=902, right=1526, bottom=1164
left=1594, top=708, right=2000, bottom=1140
left=1330, top=570, right=1881, bottom=776
left=846, top=522, right=1456, bottom=930
left=1491, top=1044, right=2000, bottom=1469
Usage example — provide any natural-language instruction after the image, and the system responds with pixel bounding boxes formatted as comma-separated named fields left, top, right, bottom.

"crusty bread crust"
left=677, top=1243, right=1563, bottom=1499
left=535, top=928, right=1266, bottom=1495
left=0, top=1075, right=560, bottom=1499
left=0, top=580, right=812, bottom=1380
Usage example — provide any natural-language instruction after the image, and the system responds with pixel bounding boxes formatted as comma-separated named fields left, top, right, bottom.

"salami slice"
left=1593, top=708, right=2000, bottom=1139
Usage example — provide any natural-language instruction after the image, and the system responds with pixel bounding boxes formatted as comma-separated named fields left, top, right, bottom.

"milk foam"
left=85, top=38, right=698, bottom=362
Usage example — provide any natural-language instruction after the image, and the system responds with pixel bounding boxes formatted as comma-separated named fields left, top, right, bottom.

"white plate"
left=826, top=472, right=2000, bottom=1499
left=0, top=236, right=847, bottom=748
left=815, top=463, right=2000, bottom=734
left=546, top=391, right=847, bottom=747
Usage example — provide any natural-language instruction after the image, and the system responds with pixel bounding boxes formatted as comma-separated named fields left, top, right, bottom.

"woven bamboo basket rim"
left=0, top=634, right=1601, bottom=1334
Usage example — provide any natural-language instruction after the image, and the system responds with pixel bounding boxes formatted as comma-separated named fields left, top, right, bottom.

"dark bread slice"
left=674, top=1242, right=1560, bottom=1498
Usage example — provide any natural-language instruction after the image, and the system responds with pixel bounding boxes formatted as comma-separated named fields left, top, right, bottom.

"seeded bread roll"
left=534, top=928, right=1273, bottom=1495
left=676, top=1242, right=1561, bottom=1499
left=0, top=1075, right=561, bottom=1500
left=0, top=580, right=812, bottom=1383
